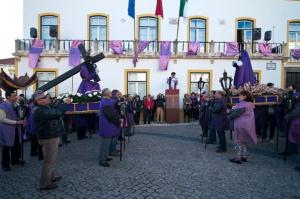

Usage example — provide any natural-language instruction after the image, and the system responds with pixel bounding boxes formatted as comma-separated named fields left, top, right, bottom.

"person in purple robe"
left=77, top=64, right=100, bottom=94
left=286, top=97, right=300, bottom=171
left=0, top=90, right=26, bottom=171
left=210, top=91, right=229, bottom=153
left=98, top=88, right=122, bottom=167
left=233, top=50, right=256, bottom=88
left=229, top=91, right=257, bottom=164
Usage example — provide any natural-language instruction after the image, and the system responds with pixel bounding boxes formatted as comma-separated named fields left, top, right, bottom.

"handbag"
left=228, top=108, right=245, bottom=120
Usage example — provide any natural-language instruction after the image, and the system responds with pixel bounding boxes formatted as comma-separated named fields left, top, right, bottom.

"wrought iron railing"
left=15, top=39, right=293, bottom=59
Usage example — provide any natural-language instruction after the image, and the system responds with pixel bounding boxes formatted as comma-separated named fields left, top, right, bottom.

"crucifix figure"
left=38, top=44, right=105, bottom=92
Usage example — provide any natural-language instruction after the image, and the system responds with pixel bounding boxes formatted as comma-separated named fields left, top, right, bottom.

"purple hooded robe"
left=77, top=64, right=100, bottom=94
left=233, top=50, right=256, bottom=88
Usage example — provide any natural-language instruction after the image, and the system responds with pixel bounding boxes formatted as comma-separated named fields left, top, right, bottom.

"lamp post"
left=197, top=77, right=207, bottom=94
left=219, top=70, right=233, bottom=96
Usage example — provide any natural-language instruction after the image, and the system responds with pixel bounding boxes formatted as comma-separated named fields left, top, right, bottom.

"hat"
left=32, top=90, right=46, bottom=101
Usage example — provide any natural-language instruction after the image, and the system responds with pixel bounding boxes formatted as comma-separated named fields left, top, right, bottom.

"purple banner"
left=133, top=41, right=151, bottom=67
left=69, top=40, right=83, bottom=67
left=159, top=41, right=171, bottom=71
left=29, top=39, right=44, bottom=68
left=109, top=40, right=124, bottom=55
left=291, top=49, right=300, bottom=60
left=225, top=42, right=239, bottom=56
left=186, top=42, right=200, bottom=56
left=259, top=43, right=273, bottom=57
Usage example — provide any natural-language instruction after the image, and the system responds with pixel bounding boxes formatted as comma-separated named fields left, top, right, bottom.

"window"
left=35, top=69, right=57, bottom=97
left=39, top=14, right=59, bottom=50
left=288, top=21, right=300, bottom=49
left=188, top=17, right=207, bottom=52
left=188, top=70, right=212, bottom=94
left=253, top=70, right=261, bottom=84
left=125, top=70, right=150, bottom=98
left=138, top=16, right=159, bottom=52
left=88, top=14, right=108, bottom=50
left=237, top=18, right=255, bottom=42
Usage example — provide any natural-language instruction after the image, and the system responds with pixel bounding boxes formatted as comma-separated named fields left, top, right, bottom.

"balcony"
left=14, top=39, right=298, bottom=62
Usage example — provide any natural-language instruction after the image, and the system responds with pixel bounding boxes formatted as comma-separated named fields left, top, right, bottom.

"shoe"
left=11, top=160, right=26, bottom=165
left=52, top=176, right=63, bottom=183
left=229, top=158, right=242, bottom=164
left=216, top=148, right=227, bottom=153
left=106, top=158, right=113, bottom=162
left=241, top=157, right=248, bottom=162
left=40, top=184, right=58, bottom=191
left=2, top=166, right=11, bottom=172
left=294, top=166, right=300, bottom=171
left=99, top=162, right=110, bottom=167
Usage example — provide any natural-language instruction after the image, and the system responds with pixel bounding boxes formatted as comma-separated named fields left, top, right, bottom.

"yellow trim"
left=235, top=17, right=256, bottom=41
left=187, top=16, right=209, bottom=52
left=124, top=69, right=150, bottom=96
left=187, top=70, right=213, bottom=94
left=136, top=14, right=161, bottom=41
left=33, top=68, right=58, bottom=96
left=87, top=13, right=110, bottom=41
left=253, top=70, right=262, bottom=83
left=38, top=13, right=61, bottom=39
left=287, top=19, right=300, bottom=47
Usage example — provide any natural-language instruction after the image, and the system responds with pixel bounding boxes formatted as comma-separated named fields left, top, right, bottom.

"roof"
left=0, top=58, right=15, bottom=65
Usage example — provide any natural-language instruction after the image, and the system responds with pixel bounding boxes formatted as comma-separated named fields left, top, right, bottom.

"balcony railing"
left=14, top=39, right=298, bottom=61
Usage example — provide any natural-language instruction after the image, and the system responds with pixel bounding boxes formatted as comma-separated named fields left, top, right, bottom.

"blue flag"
left=128, top=0, right=135, bottom=19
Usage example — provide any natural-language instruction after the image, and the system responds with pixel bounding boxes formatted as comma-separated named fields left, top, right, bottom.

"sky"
left=0, top=0, right=23, bottom=59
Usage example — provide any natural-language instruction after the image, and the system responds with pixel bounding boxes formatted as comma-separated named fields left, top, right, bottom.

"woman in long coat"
left=229, top=91, right=257, bottom=164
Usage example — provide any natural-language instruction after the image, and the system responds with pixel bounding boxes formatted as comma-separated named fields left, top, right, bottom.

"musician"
left=0, top=90, right=26, bottom=171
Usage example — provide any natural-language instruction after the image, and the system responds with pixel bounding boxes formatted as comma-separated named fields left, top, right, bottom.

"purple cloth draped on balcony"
left=159, top=41, right=171, bottom=71
left=77, top=64, right=100, bottom=94
left=29, top=39, right=44, bottom=68
left=259, top=43, right=273, bottom=57
left=233, top=50, right=256, bottom=88
left=69, top=40, right=83, bottom=67
left=133, top=41, right=151, bottom=67
left=109, top=40, right=124, bottom=55
left=186, top=42, right=200, bottom=56
left=225, top=42, right=239, bottom=56
left=291, top=49, right=300, bottom=59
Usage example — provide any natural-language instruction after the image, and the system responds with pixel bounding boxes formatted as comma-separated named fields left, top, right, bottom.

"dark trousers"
left=263, top=114, right=276, bottom=139
left=208, top=128, right=217, bottom=142
left=217, top=130, right=227, bottom=150
left=183, top=109, right=191, bottom=122
left=143, top=109, right=152, bottom=124
left=1, top=129, right=21, bottom=168
left=134, top=112, right=141, bottom=125
left=77, top=126, right=87, bottom=139
left=192, top=108, right=199, bottom=120
left=30, top=134, right=44, bottom=159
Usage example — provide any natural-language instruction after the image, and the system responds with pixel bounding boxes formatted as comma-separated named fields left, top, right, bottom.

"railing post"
left=15, top=39, right=20, bottom=53
left=209, top=40, right=214, bottom=55
left=55, top=38, right=60, bottom=53
left=174, top=40, right=178, bottom=55
left=283, top=42, right=289, bottom=58
left=94, top=39, right=99, bottom=53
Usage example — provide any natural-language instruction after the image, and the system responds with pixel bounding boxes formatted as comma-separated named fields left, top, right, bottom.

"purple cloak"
left=0, top=101, right=21, bottom=147
left=288, top=117, right=300, bottom=145
left=77, top=64, right=100, bottom=94
left=233, top=101, right=257, bottom=144
left=233, top=50, right=256, bottom=88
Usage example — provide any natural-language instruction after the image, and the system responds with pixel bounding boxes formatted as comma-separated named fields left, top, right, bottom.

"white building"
left=14, top=0, right=300, bottom=100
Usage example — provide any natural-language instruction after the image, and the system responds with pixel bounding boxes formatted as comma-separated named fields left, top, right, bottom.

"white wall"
left=18, top=56, right=282, bottom=104
left=23, top=0, right=300, bottom=42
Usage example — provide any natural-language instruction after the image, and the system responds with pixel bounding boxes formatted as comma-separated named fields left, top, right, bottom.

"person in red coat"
left=143, top=95, right=154, bottom=124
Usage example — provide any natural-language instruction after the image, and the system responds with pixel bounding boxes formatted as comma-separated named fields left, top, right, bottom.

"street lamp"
left=219, top=70, right=233, bottom=96
left=197, top=76, right=207, bottom=94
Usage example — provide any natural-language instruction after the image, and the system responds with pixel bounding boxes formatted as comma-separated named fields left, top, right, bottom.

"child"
left=211, top=91, right=229, bottom=153
left=229, top=91, right=257, bottom=164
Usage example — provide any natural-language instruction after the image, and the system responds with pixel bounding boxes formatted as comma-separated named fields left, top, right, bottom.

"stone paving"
left=0, top=123, right=300, bottom=199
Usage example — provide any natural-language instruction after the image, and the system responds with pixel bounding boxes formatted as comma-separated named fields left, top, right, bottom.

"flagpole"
left=175, top=17, right=180, bottom=54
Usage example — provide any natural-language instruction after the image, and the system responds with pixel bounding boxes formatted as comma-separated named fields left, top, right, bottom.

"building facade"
left=14, top=0, right=300, bottom=101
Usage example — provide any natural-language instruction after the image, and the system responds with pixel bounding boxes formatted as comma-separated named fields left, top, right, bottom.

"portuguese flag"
left=179, top=0, right=188, bottom=17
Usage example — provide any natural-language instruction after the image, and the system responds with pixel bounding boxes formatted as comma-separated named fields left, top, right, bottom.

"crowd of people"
left=0, top=83, right=300, bottom=190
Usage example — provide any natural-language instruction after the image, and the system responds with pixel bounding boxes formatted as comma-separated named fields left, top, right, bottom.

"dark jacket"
left=133, top=99, right=143, bottom=112
left=33, top=104, right=68, bottom=140
left=210, top=98, right=229, bottom=131
left=199, top=100, right=210, bottom=131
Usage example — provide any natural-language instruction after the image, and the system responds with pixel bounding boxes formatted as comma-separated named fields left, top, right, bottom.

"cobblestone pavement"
left=0, top=123, right=300, bottom=199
